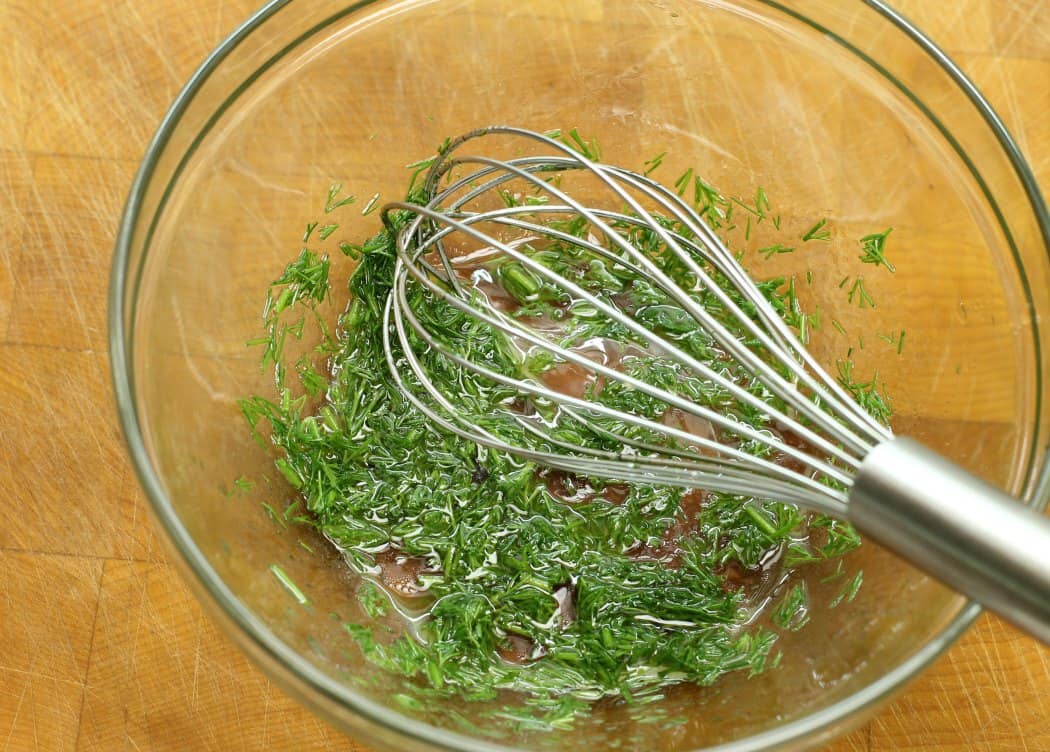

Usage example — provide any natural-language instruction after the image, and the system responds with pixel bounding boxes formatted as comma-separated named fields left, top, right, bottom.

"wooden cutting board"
left=0, top=1, right=1047, bottom=750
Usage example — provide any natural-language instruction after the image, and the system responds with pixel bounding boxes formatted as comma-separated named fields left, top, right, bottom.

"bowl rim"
left=109, top=1, right=1050, bottom=750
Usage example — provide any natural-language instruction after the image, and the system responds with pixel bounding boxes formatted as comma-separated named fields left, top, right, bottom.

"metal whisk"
left=380, top=126, right=1050, bottom=643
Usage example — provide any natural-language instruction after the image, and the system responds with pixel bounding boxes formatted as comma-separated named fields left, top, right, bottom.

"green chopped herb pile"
left=240, top=140, right=894, bottom=711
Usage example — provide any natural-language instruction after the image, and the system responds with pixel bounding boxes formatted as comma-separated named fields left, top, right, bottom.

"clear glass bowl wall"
left=111, top=1, right=1050, bottom=750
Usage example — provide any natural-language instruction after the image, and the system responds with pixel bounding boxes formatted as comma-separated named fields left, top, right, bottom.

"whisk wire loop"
left=422, top=148, right=886, bottom=453
left=424, top=129, right=889, bottom=448
left=380, top=126, right=892, bottom=515
left=383, top=292, right=846, bottom=512
left=389, top=200, right=854, bottom=489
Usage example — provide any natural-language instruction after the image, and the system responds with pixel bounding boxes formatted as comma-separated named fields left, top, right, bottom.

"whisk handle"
left=851, top=437, right=1050, bottom=645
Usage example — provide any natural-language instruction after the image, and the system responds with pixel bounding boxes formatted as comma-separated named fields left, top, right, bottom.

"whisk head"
left=380, top=126, right=892, bottom=516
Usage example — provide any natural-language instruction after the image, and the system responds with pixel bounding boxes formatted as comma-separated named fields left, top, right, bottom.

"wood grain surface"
left=1, top=1, right=1047, bottom=750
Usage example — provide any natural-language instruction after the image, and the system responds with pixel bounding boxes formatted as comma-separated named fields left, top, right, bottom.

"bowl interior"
left=122, top=0, right=1049, bottom=750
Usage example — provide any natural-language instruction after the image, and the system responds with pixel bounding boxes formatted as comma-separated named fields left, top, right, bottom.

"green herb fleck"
left=357, top=581, right=390, bottom=619
left=877, top=330, right=906, bottom=355
left=801, top=218, right=831, bottom=242
left=643, top=151, right=666, bottom=176
left=758, top=243, right=794, bottom=260
left=830, top=571, right=863, bottom=608
left=859, top=228, right=895, bottom=271
left=562, top=128, right=601, bottom=161
left=362, top=192, right=381, bottom=216
left=270, top=564, right=310, bottom=605
left=673, top=167, right=694, bottom=197
left=324, top=183, right=356, bottom=213
left=847, top=277, right=875, bottom=308
left=772, top=582, right=810, bottom=631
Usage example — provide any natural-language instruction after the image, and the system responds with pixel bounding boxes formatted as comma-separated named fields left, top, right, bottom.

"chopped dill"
left=847, top=277, right=875, bottom=308
left=821, top=558, right=846, bottom=584
left=673, top=167, right=694, bottom=197
left=643, top=151, right=666, bottom=176
left=405, top=158, right=433, bottom=171
left=836, top=361, right=892, bottom=424
left=758, top=243, right=794, bottom=260
left=756, top=186, right=770, bottom=215
left=362, top=192, right=381, bottom=216
left=498, top=188, right=521, bottom=208
left=801, top=217, right=831, bottom=242
left=561, top=127, right=602, bottom=161
left=830, top=571, right=864, bottom=608
left=324, top=183, right=356, bottom=213
left=859, top=228, right=895, bottom=271
left=357, top=581, right=390, bottom=619
left=240, top=140, right=900, bottom=728
left=694, top=177, right=726, bottom=221
left=270, top=564, right=310, bottom=605
left=878, top=330, right=906, bottom=355
left=260, top=501, right=285, bottom=530
left=772, top=582, right=810, bottom=631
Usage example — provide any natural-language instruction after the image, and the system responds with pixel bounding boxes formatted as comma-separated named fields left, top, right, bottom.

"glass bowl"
left=110, top=1, right=1050, bottom=750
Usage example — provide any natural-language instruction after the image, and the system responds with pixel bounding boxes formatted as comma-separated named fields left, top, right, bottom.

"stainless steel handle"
left=850, top=437, right=1050, bottom=645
